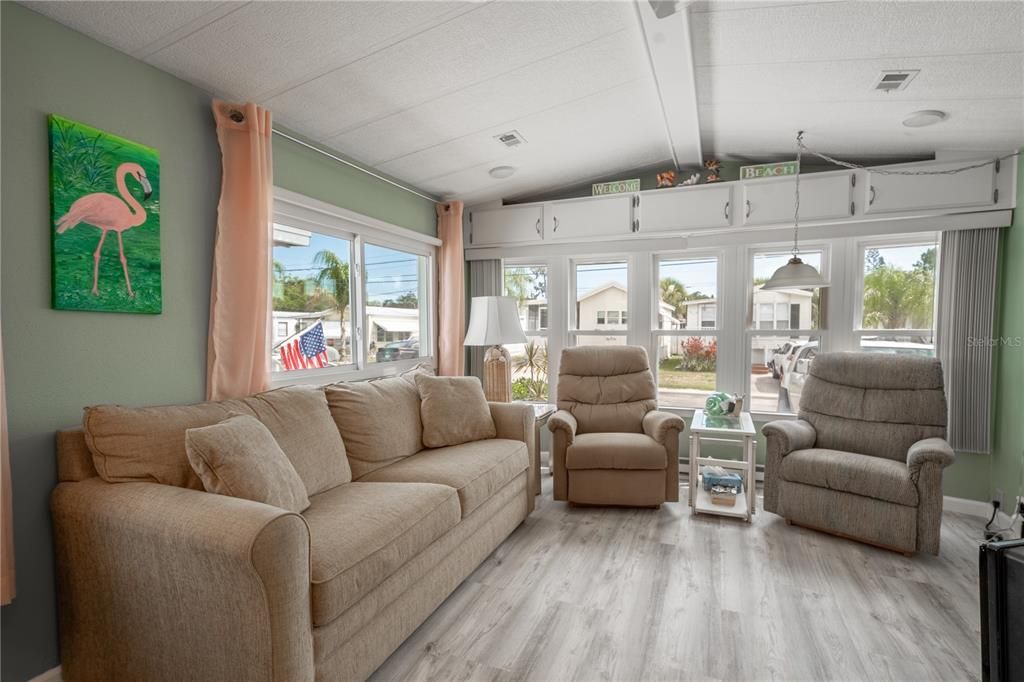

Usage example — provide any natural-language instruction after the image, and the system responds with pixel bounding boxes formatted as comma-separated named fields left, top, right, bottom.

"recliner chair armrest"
left=907, top=437, right=955, bottom=478
left=642, top=410, right=685, bottom=446
left=547, top=410, right=577, bottom=445
left=761, top=419, right=816, bottom=455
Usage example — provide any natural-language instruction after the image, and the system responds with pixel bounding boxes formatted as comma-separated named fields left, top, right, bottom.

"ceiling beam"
left=634, top=0, right=703, bottom=169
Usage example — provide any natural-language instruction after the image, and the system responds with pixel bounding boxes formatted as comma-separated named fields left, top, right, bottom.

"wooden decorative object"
left=483, top=345, right=512, bottom=402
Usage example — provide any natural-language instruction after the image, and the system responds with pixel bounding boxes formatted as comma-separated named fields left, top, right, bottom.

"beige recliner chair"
left=763, top=352, right=954, bottom=555
left=548, top=345, right=684, bottom=507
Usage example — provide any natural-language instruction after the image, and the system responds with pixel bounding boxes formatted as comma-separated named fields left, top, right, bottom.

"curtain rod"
left=271, top=128, right=440, bottom=203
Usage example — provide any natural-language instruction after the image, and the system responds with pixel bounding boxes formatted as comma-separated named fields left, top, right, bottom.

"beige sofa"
left=548, top=346, right=684, bottom=507
left=52, top=371, right=536, bottom=681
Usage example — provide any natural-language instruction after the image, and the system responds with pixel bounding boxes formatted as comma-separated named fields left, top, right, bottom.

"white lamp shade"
left=760, top=256, right=830, bottom=290
left=464, top=296, right=527, bottom=346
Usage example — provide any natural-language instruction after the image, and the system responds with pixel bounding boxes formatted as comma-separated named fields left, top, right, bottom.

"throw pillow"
left=185, top=414, right=310, bottom=512
left=415, top=374, right=496, bottom=448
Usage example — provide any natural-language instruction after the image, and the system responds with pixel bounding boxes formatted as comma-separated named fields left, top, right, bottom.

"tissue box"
left=703, top=471, right=743, bottom=492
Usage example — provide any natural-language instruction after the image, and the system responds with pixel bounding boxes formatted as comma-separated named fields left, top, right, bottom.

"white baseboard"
left=29, top=666, right=61, bottom=682
left=944, top=495, right=993, bottom=518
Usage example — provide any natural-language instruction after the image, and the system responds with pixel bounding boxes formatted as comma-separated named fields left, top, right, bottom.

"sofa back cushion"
left=556, top=345, right=656, bottom=434
left=185, top=414, right=311, bottom=512
left=415, top=374, right=496, bottom=448
left=84, top=386, right=351, bottom=494
left=798, top=352, right=947, bottom=462
left=325, top=375, right=423, bottom=479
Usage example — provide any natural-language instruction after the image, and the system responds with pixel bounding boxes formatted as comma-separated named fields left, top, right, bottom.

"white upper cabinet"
left=865, top=160, right=997, bottom=215
left=638, top=184, right=733, bottom=233
left=469, top=204, right=544, bottom=247
left=742, top=172, right=855, bottom=226
left=546, top=194, right=634, bottom=241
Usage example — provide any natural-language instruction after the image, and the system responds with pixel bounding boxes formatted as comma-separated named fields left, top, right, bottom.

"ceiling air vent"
left=494, top=130, right=526, bottom=148
left=873, top=70, right=919, bottom=92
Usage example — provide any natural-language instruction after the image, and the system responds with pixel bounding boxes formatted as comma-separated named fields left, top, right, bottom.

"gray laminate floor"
left=370, top=477, right=983, bottom=681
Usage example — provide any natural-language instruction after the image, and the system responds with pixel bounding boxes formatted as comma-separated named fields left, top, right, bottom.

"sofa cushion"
left=84, top=386, right=349, bottom=494
left=304, top=481, right=460, bottom=626
left=325, top=376, right=423, bottom=479
left=565, top=433, right=667, bottom=471
left=360, top=439, right=528, bottom=517
left=414, top=374, right=496, bottom=448
left=780, top=448, right=919, bottom=507
left=185, top=414, right=310, bottom=512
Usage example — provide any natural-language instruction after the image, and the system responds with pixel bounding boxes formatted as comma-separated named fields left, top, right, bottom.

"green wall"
left=0, top=5, right=434, bottom=681
left=990, top=151, right=1024, bottom=507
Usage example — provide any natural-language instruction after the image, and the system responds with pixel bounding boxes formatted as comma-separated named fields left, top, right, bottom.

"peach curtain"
left=436, top=201, right=465, bottom=376
left=1, top=334, right=14, bottom=605
left=207, top=101, right=273, bottom=400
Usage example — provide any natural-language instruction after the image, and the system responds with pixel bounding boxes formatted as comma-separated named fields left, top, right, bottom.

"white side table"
left=531, top=404, right=555, bottom=496
left=688, top=409, right=756, bottom=522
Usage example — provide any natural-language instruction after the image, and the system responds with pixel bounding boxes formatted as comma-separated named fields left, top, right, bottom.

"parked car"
left=782, top=343, right=819, bottom=409
left=860, top=339, right=935, bottom=356
left=778, top=340, right=817, bottom=385
left=376, top=336, right=419, bottom=363
left=768, top=341, right=795, bottom=378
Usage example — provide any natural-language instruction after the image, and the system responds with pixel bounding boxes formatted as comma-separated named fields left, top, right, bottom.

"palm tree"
left=313, top=249, right=350, bottom=323
left=513, top=340, right=548, bottom=400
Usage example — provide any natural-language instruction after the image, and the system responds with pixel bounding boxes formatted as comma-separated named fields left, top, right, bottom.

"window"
left=365, top=243, right=428, bottom=364
left=655, top=255, right=719, bottom=408
left=747, top=248, right=827, bottom=414
left=504, top=264, right=549, bottom=401
left=272, top=228, right=353, bottom=372
left=572, top=260, right=628, bottom=346
left=857, top=240, right=938, bottom=356
left=270, top=189, right=436, bottom=383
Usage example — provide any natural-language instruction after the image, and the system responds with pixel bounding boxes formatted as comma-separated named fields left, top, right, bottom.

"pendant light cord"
left=792, top=130, right=804, bottom=257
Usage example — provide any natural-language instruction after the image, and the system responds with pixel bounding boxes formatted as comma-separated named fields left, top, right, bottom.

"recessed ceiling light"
left=902, top=110, right=948, bottom=128
left=489, top=166, right=516, bottom=179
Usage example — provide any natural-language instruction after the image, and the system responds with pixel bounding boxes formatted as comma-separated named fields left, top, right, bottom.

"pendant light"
left=761, top=131, right=830, bottom=290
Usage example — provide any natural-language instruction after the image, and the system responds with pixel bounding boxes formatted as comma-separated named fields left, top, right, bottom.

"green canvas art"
left=49, top=114, right=161, bottom=313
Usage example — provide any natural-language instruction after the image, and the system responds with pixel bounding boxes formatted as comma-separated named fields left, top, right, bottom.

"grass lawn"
left=658, top=369, right=716, bottom=391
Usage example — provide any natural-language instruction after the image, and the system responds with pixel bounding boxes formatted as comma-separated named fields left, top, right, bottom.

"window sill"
left=270, top=356, right=433, bottom=388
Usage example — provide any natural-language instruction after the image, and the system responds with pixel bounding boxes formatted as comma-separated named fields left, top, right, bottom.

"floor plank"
left=371, top=478, right=985, bottom=681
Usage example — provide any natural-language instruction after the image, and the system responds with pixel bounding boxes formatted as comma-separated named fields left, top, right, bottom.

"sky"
left=272, top=229, right=420, bottom=303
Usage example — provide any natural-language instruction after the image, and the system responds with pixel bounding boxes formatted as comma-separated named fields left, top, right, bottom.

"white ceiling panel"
left=698, top=53, right=1024, bottom=105
left=145, top=2, right=478, bottom=102
left=264, top=0, right=633, bottom=141
left=24, top=1, right=245, bottom=57
left=327, top=27, right=649, bottom=166
left=691, top=1, right=1024, bottom=66
left=379, top=78, right=665, bottom=185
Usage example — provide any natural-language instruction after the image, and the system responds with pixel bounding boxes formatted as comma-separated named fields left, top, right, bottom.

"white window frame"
left=851, top=233, right=940, bottom=350
left=569, top=257, right=630, bottom=345
left=270, top=188, right=439, bottom=387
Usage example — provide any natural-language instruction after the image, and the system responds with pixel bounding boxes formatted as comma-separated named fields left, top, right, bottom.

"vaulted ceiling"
left=26, top=0, right=1024, bottom=205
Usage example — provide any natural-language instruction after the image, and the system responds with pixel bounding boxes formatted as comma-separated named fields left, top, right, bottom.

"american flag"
left=280, top=321, right=329, bottom=371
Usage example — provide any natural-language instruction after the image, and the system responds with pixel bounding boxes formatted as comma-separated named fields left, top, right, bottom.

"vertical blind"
left=466, top=259, right=502, bottom=380
left=936, top=228, right=1001, bottom=454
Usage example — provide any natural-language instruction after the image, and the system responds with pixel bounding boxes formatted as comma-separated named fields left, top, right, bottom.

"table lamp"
left=463, top=296, right=527, bottom=402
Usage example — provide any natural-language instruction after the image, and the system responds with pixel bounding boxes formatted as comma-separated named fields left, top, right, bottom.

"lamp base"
left=483, top=345, right=512, bottom=402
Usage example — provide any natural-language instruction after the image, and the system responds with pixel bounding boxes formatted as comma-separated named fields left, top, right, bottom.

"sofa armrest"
left=907, top=438, right=955, bottom=479
left=52, top=478, right=313, bottom=681
left=761, top=419, right=816, bottom=455
left=489, top=401, right=537, bottom=513
left=642, top=410, right=685, bottom=446
left=547, top=410, right=576, bottom=501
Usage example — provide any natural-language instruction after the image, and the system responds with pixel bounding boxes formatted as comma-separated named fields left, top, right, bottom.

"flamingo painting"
left=56, top=162, right=152, bottom=298
left=49, top=115, right=161, bottom=313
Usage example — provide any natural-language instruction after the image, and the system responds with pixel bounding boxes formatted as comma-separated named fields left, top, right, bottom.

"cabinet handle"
left=535, top=218, right=541, bottom=237
left=850, top=202, right=855, bottom=216
left=633, top=218, right=639, bottom=233
left=553, top=217, right=559, bottom=233
left=869, top=186, right=876, bottom=205
left=724, top=201, right=730, bottom=220
left=745, top=200, right=752, bottom=218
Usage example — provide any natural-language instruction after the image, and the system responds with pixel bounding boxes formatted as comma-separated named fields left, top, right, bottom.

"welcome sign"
left=592, top=178, right=641, bottom=195
left=740, top=161, right=799, bottom=180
